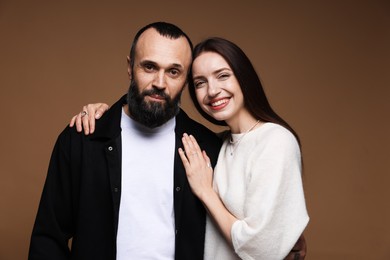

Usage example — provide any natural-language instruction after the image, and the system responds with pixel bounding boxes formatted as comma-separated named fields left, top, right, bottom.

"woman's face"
left=191, top=51, right=246, bottom=123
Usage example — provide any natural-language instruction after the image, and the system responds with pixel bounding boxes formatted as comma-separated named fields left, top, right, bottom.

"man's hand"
left=69, top=103, right=109, bottom=135
left=284, top=234, right=307, bottom=260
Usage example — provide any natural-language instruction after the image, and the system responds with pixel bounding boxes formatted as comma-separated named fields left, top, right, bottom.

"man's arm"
left=29, top=129, right=76, bottom=260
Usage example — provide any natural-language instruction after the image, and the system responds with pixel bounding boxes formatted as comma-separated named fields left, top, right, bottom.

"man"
left=29, top=22, right=306, bottom=259
left=29, top=22, right=221, bottom=260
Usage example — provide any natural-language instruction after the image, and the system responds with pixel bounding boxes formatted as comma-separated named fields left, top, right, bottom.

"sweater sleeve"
left=231, top=127, right=309, bottom=260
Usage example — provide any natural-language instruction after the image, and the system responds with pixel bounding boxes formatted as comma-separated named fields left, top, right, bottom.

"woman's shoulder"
left=248, top=123, right=301, bottom=167
left=254, top=123, right=299, bottom=149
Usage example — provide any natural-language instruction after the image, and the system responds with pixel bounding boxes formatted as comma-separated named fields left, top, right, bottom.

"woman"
left=71, top=37, right=309, bottom=259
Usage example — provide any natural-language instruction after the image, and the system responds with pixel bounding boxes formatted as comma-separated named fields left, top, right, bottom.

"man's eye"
left=144, top=64, right=155, bottom=71
left=169, top=69, right=180, bottom=77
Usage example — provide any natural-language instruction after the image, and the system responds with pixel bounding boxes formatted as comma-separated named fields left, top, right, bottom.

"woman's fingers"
left=69, top=107, right=91, bottom=134
left=188, top=134, right=202, bottom=152
left=202, top=151, right=212, bottom=169
left=69, top=115, right=77, bottom=128
left=95, top=103, right=110, bottom=119
left=181, top=134, right=212, bottom=170
left=182, top=134, right=202, bottom=160
left=69, top=103, right=109, bottom=135
left=85, top=103, right=110, bottom=134
left=81, top=105, right=91, bottom=135
left=178, top=148, right=190, bottom=171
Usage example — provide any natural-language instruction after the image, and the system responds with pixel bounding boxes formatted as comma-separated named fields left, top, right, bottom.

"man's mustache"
left=141, top=88, right=170, bottom=101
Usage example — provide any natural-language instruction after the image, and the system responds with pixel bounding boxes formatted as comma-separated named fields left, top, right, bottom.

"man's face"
left=126, top=28, right=192, bottom=128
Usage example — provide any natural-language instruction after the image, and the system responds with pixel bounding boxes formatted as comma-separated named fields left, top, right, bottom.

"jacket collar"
left=91, top=94, right=127, bottom=140
left=174, top=108, right=191, bottom=137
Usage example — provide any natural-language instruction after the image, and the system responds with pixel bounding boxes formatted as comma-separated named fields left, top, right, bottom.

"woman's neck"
left=226, top=111, right=260, bottom=134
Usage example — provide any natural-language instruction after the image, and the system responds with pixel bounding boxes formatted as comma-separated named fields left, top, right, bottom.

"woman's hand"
left=69, top=103, right=109, bottom=135
left=179, top=133, right=237, bottom=245
left=178, top=133, right=214, bottom=200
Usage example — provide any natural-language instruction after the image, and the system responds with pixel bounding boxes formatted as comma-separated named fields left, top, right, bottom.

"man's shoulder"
left=176, top=110, right=221, bottom=145
left=90, top=95, right=126, bottom=139
left=176, top=110, right=213, bottom=134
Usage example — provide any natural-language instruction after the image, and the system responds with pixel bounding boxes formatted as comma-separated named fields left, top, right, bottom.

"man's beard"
left=126, top=79, right=183, bottom=128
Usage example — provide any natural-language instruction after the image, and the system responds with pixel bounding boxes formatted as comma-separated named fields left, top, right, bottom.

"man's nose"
left=153, top=70, right=166, bottom=89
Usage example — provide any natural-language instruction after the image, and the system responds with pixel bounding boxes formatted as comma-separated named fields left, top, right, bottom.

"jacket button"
left=108, top=146, right=113, bottom=151
left=175, top=187, right=181, bottom=192
left=114, top=187, right=119, bottom=192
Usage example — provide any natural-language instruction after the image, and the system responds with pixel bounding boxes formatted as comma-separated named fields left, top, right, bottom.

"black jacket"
left=29, top=95, right=222, bottom=260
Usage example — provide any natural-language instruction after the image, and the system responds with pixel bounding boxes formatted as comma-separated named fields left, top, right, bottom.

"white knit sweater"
left=204, top=123, right=309, bottom=260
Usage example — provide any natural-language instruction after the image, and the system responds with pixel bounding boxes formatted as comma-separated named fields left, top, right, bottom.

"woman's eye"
left=219, top=73, right=229, bottom=80
left=194, top=81, right=205, bottom=88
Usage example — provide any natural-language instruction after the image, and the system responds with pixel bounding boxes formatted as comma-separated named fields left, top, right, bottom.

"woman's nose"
left=207, top=81, right=221, bottom=97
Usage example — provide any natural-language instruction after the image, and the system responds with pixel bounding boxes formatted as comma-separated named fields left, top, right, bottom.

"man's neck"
left=123, top=104, right=131, bottom=118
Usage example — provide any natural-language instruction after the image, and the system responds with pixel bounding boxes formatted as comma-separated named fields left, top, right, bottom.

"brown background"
left=1, top=1, right=389, bottom=259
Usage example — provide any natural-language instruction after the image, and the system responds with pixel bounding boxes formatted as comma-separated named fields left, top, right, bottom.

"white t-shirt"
left=117, top=108, right=176, bottom=260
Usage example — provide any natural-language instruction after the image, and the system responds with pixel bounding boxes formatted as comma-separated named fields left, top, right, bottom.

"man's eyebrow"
left=139, top=60, right=157, bottom=67
left=139, top=60, right=184, bottom=70
left=171, top=63, right=184, bottom=69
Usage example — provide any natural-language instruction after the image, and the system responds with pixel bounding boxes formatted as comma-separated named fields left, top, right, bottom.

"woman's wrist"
left=199, top=187, right=217, bottom=204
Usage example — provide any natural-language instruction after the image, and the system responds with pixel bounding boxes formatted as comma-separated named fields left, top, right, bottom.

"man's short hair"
left=129, top=21, right=193, bottom=68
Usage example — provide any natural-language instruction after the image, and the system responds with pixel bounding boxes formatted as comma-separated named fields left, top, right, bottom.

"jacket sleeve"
left=29, top=127, right=79, bottom=260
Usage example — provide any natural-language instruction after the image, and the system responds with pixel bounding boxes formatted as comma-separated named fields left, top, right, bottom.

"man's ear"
left=127, top=56, right=132, bottom=80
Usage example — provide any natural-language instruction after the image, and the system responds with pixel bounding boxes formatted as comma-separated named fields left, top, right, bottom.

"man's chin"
left=144, top=101, right=166, bottom=111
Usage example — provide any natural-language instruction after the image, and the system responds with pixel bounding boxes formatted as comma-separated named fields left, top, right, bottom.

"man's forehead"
left=135, top=28, right=192, bottom=67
